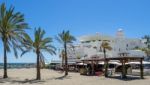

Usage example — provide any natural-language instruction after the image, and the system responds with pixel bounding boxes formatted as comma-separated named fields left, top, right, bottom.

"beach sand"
left=0, top=68, right=150, bottom=85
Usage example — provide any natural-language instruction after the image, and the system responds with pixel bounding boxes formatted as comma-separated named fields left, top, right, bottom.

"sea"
left=0, top=63, right=36, bottom=69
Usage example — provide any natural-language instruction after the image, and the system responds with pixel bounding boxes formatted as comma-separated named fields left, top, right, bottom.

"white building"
left=66, top=29, right=146, bottom=62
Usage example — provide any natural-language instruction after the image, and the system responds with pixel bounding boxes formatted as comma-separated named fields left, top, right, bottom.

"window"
left=126, top=44, right=128, bottom=47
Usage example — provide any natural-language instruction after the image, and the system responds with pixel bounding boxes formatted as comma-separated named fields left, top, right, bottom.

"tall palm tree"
left=21, top=28, right=56, bottom=80
left=56, top=30, right=76, bottom=76
left=101, top=41, right=112, bottom=77
left=0, top=3, right=28, bottom=78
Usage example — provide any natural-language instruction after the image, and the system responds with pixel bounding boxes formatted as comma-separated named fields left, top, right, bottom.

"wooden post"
left=123, top=59, right=126, bottom=78
left=121, top=60, right=123, bottom=78
left=140, top=58, right=144, bottom=79
left=122, top=59, right=126, bottom=79
left=105, top=59, right=108, bottom=77
left=75, top=63, right=78, bottom=72
left=82, top=60, right=84, bottom=67
left=91, top=61, right=94, bottom=75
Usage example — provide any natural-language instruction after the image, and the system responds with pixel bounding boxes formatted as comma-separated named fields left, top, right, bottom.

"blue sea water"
left=0, top=63, right=36, bottom=69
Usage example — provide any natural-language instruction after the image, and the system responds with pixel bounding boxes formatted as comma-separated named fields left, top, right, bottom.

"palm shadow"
left=107, top=75, right=146, bottom=81
left=11, top=79, right=45, bottom=84
left=0, top=77, right=45, bottom=84
left=0, top=77, right=12, bottom=83
left=55, top=75, right=72, bottom=80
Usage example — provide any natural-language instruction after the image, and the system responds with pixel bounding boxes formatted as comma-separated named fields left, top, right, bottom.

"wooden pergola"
left=81, top=58, right=104, bottom=75
left=81, top=54, right=144, bottom=79
left=105, top=56, right=144, bottom=79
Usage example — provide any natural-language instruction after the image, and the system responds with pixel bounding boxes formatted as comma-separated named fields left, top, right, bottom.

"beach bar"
left=105, top=56, right=144, bottom=79
left=81, top=53, right=144, bottom=79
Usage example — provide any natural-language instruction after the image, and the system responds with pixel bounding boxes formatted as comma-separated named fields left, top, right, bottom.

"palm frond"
left=21, top=49, right=31, bottom=57
left=55, top=35, right=63, bottom=44
left=56, top=30, right=76, bottom=44
left=0, top=3, right=28, bottom=58
left=21, top=27, right=56, bottom=60
left=39, top=53, right=46, bottom=68
left=101, top=41, right=112, bottom=51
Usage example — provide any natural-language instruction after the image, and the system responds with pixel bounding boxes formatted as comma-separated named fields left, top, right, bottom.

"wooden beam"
left=122, top=59, right=126, bottom=79
left=91, top=61, right=95, bottom=75
left=121, top=60, right=123, bottom=78
left=140, top=58, right=144, bottom=79
left=105, top=60, right=108, bottom=77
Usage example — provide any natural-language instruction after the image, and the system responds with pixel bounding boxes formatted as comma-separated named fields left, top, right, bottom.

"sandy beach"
left=0, top=68, right=149, bottom=85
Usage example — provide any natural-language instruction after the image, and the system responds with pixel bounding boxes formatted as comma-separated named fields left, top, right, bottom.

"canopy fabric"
left=128, top=61, right=150, bottom=64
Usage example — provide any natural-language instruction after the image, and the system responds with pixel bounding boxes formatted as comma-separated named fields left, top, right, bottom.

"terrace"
left=81, top=53, right=144, bottom=79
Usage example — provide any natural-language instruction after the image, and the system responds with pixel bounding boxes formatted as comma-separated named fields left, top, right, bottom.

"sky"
left=0, top=0, right=150, bottom=63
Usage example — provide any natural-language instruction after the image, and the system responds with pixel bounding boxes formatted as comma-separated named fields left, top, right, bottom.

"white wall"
left=67, top=36, right=146, bottom=61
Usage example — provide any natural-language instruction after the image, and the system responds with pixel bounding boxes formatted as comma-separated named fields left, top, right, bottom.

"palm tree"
left=0, top=3, right=28, bottom=78
left=21, top=28, right=56, bottom=80
left=101, top=41, right=112, bottom=77
left=56, top=30, right=76, bottom=76
left=142, top=35, right=150, bottom=49
left=143, top=48, right=150, bottom=57
left=134, top=47, right=150, bottom=58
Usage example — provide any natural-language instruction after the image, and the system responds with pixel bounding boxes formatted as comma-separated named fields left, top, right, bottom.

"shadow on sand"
left=55, top=75, right=72, bottom=80
left=107, top=75, right=146, bottom=81
left=11, top=79, right=45, bottom=84
left=0, top=77, right=45, bottom=84
left=0, top=74, right=72, bottom=84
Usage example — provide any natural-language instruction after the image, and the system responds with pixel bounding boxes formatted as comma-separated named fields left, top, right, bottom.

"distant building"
left=66, top=29, right=146, bottom=62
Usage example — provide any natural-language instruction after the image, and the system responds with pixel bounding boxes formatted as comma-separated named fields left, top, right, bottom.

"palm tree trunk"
left=64, top=43, right=68, bottom=76
left=103, top=48, right=108, bottom=77
left=36, top=49, right=41, bottom=80
left=104, top=48, right=106, bottom=59
left=62, top=57, right=64, bottom=68
left=3, top=39, right=8, bottom=78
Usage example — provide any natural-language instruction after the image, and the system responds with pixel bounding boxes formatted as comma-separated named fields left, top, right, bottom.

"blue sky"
left=0, top=0, right=150, bottom=63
